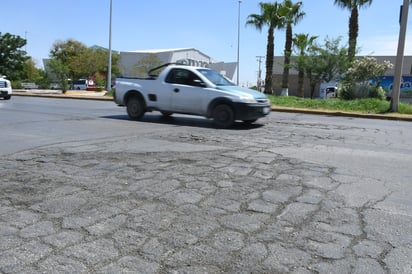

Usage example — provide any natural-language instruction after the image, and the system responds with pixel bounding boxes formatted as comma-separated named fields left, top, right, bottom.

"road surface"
left=1, top=96, right=411, bottom=273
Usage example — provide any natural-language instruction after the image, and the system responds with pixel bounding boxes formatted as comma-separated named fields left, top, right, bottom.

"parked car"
left=73, top=79, right=88, bottom=90
left=0, top=75, right=12, bottom=100
left=21, top=82, right=39, bottom=89
left=325, top=86, right=337, bottom=98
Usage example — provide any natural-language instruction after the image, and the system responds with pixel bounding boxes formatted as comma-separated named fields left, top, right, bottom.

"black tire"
left=212, top=104, right=234, bottom=128
left=127, top=96, right=145, bottom=120
left=4, top=95, right=11, bottom=100
left=243, top=119, right=257, bottom=124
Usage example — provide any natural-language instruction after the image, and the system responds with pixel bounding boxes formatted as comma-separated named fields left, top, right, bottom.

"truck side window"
left=166, top=69, right=202, bottom=87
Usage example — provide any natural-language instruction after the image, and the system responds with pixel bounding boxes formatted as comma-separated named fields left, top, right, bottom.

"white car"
left=0, top=75, right=12, bottom=100
left=325, top=86, right=337, bottom=98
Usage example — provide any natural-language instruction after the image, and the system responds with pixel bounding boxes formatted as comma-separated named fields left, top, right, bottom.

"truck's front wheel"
left=127, top=96, right=145, bottom=120
left=212, top=104, right=234, bottom=128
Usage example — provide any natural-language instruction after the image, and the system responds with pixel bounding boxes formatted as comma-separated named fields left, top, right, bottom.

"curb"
left=13, top=92, right=412, bottom=122
left=13, top=91, right=113, bottom=101
left=271, top=106, right=412, bottom=122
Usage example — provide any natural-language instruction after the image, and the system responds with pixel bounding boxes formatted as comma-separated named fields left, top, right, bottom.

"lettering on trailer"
left=176, top=58, right=210, bottom=67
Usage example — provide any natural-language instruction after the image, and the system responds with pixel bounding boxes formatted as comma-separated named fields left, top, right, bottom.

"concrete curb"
left=13, top=91, right=412, bottom=122
left=271, top=106, right=412, bottom=122
left=13, top=91, right=113, bottom=101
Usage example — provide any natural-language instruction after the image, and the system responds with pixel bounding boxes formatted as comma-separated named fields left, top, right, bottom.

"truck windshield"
left=197, top=69, right=235, bottom=86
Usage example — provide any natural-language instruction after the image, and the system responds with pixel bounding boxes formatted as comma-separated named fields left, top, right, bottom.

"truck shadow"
left=101, top=113, right=265, bottom=130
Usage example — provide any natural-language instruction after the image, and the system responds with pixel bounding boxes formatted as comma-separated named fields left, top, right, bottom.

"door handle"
left=174, top=88, right=180, bottom=93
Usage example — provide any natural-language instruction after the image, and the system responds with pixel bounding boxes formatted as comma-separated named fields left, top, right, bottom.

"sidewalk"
left=13, top=89, right=113, bottom=101
left=12, top=89, right=412, bottom=122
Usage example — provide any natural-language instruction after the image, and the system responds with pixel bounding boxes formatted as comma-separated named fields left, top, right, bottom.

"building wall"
left=272, top=74, right=320, bottom=97
left=119, top=48, right=226, bottom=78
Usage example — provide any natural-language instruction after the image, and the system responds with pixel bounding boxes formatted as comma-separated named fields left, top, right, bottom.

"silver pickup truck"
left=113, top=64, right=271, bottom=128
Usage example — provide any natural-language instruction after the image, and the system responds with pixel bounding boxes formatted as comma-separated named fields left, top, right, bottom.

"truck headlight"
left=239, top=95, right=257, bottom=104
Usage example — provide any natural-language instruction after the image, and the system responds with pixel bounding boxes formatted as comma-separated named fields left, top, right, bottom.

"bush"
left=338, top=82, right=386, bottom=100
left=11, top=80, right=23, bottom=89
left=370, top=85, right=386, bottom=100
left=340, top=56, right=393, bottom=101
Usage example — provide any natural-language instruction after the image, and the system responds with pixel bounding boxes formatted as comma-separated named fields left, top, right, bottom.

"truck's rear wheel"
left=127, top=96, right=145, bottom=120
left=212, top=104, right=234, bottom=128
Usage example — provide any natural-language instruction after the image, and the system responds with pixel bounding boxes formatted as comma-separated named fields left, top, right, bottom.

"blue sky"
left=2, top=0, right=411, bottom=86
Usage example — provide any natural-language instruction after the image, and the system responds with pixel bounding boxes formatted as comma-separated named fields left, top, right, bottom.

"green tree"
left=77, top=47, right=120, bottom=87
left=49, top=39, right=88, bottom=84
left=278, top=0, right=305, bottom=96
left=291, top=33, right=318, bottom=97
left=23, top=58, right=42, bottom=81
left=347, top=56, right=393, bottom=84
left=48, top=59, right=70, bottom=92
left=130, top=54, right=162, bottom=77
left=247, top=2, right=284, bottom=94
left=340, top=56, right=393, bottom=100
left=304, top=37, right=349, bottom=98
left=334, top=0, right=373, bottom=61
left=49, top=40, right=120, bottom=90
left=21, top=58, right=50, bottom=88
left=0, top=32, right=29, bottom=80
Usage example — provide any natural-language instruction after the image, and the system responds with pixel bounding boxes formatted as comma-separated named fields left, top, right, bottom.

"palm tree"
left=278, top=0, right=305, bottom=96
left=247, top=2, right=283, bottom=94
left=334, top=0, right=373, bottom=61
left=292, top=33, right=318, bottom=97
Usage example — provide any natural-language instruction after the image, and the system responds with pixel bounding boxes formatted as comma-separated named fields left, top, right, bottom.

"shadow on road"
left=101, top=113, right=265, bottom=130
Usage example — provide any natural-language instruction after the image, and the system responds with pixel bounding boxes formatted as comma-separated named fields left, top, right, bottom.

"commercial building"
left=119, top=48, right=237, bottom=81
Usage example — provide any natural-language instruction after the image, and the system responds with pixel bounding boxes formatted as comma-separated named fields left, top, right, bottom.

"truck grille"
left=257, top=98, right=269, bottom=104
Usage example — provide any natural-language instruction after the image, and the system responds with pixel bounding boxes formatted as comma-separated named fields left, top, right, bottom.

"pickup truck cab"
left=114, top=64, right=271, bottom=128
left=0, top=75, right=12, bottom=100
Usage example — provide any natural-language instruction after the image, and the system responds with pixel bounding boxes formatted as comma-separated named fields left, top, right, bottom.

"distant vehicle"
left=50, top=81, right=61, bottom=89
left=73, top=79, right=88, bottom=90
left=21, top=82, right=39, bottom=89
left=0, top=75, right=12, bottom=100
left=73, top=78, right=97, bottom=90
left=114, top=63, right=271, bottom=128
left=325, top=86, right=337, bottom=98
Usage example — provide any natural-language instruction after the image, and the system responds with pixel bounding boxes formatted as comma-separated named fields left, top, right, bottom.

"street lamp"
left=107, top=0, right=113, bottom=92
left=237, top=0, right=242, bottom=86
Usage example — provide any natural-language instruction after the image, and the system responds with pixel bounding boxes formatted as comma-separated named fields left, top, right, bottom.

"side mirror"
left=193, top=79, right=206, bottom=87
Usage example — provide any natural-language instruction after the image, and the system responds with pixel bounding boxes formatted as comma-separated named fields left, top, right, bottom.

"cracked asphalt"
left=1, top=98, right=412, bottom=273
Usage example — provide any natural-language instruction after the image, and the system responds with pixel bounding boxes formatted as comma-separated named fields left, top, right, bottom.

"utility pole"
left=107, top=0, right=113, bottom=92
left=391, top=0, right=409, bottom=112
left=256, top=56, right=265, bottom=92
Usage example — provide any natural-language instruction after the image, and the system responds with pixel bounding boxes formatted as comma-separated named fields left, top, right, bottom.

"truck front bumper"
left=233, top=102, right=271, bottom=121
left=0, top=89, right=12, bottom=97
